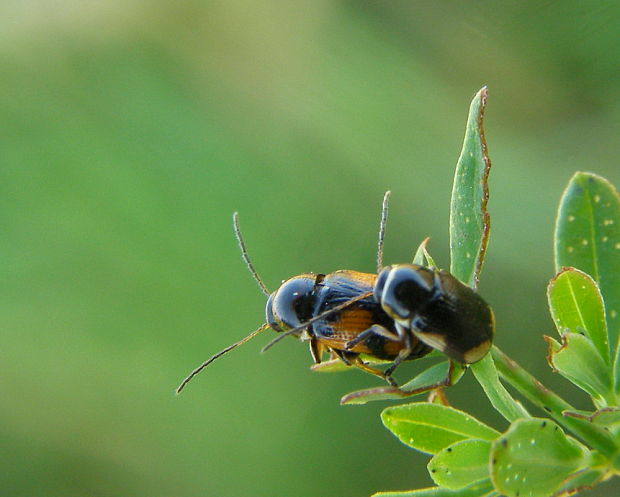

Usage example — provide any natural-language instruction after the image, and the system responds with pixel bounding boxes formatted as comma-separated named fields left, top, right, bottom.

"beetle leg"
left=328, top=349, right=394, bottom=385
left=382, top=322, right=432, bottom=377
left=343, top=323, right=421, bottom=383
left=309, top=338, right=323, bottom=364
left=383, top=350, right=407, bottom=377
left=351, top=358, right=398, bottom=387
left=383, top=331, right=413, bottom=377
left=344, top=324, right=400, bottom=350
left=337, top=350, right=398, bottom=386
left=332, top=348, right=353, bottom=366
left=394, top=321, right=410, bottom=340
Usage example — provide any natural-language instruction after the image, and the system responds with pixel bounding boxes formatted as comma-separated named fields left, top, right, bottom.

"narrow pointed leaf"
left=562, top=407, right=620, bottom=427
left=562, top=408, right=620, bottom=438
left=413, top=237, right=431, bottom=265
left=398, top=361, right=465, bottom=392
left=554, top=172, right=620, bottom=363
left=547, top=267, right=609, bottom=363
left=471, top=352, right=530, bottom=422
left=341, top=360, right=463, bottom=405
left=591, top=407, right=620, bottom=431
left=381, top=402, right=499, bottom=455
left=413, top=238, right=439, bottom=268
left=450, top=87, right=491, bottom=288
left=552, top=468, right=606, bottom=497
left=545, top=332, right=613, bottom=406
left=373, top=480, right=495, bottom=497
left=428, top=439, right=491, bottom=490
left=423, top=246, right=438, bottom=269
left=490, top=418, right=590, bottom=497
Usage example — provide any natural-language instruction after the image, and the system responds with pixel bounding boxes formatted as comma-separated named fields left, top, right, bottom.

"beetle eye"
left=265, top=293, right=282, bottom=332
left=374, top=267, right=390, bottom=304
left=266, top=276, right=316, bottom=331
left=379, top=265, right=434, bottom=320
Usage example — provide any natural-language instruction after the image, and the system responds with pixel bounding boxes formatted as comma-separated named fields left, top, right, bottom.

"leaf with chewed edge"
left=449, top=87, right=491, bottom=289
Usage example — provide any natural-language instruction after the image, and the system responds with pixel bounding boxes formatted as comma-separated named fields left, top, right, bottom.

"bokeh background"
left=3, top=1, right=620, bottom=496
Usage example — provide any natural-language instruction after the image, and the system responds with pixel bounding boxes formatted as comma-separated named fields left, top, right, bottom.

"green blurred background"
left=2, top=1, right=620, bottom=496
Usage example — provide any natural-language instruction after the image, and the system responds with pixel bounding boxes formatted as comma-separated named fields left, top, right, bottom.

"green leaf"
left=310, top=355, right=391, bottom=373
left=553, top=468, right=607, bottom=497
left=340, top=360, right=464, bottom=405
left=491, top=347, right=618, bottom=460
left=449, top=87, right=491, bottom=288
left=428, top=439, right=491, bottom=490
left=554, top=172, right=620, bottom=366
left=372, top=480, right=495, bottom=497
left=309, top=358, right=352, bottom=373
left=547, top=267, right=609, bottom=363
left=562, top=408, right=620, bottom=439
left=422, top=245, right=438, bottom=268
left=545, top=332, right=614, bottom=407
left=381, top=402, right=499, bottom=455
left=562, top=407, right=620, bottom=428
left=398, top=360, right=465, bottom=392
left=590, top=407, right=620, bottom=431
left=490, top=418, right=590, bottom=497
left=413, top=237, right=432, bottom=265
left=471, top=352, right=530, bottom=422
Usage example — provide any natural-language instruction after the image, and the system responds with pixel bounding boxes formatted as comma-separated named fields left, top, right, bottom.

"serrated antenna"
left=176, top=323, right=270, bottom=394
left=376, top=191, right=391, bottom=273
left=233, top=212, right=270, bottom=296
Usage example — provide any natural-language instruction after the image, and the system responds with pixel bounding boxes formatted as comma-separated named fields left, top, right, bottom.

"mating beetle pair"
left=176, top=193, right=494, bottom=394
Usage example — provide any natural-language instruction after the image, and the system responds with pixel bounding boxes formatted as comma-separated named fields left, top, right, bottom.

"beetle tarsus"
left=384, top=374, right=398, bottom=387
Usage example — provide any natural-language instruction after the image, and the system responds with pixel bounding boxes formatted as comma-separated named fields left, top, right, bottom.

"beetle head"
left=375, top=264, right=435, bottom=321
left=266, top=274, right=318, bottom=333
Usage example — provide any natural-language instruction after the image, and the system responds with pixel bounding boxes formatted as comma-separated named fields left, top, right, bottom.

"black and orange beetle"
left=373, top=263, right=494, bottom=365
left=176, top=193, right=494, bottom=394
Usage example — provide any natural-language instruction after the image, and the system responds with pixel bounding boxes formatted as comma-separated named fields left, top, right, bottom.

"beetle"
left=176, top=192, right=494, bottom=394
left=176, top=193, right=432, bottom=394
left=261, top=269, right=433, bottom=386
left=372, top=263, right=494, bottom=367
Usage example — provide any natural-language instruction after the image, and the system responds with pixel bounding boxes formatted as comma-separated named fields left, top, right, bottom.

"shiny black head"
left=266, top=274, right=318, bottom=333
left=374, top=264, right=436, bottom=321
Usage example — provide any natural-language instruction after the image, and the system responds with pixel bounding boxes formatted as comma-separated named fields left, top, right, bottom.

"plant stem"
left=491, top=346, right=618, bottom=459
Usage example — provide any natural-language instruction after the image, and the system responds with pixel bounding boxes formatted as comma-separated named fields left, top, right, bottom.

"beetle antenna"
left=376, top=191, right=391, bottom=273
left=176, top=323, right=270, bottom=394
left=261, top=291, right=374, bottom=353
left=233, top=212, right=270, bottom=296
